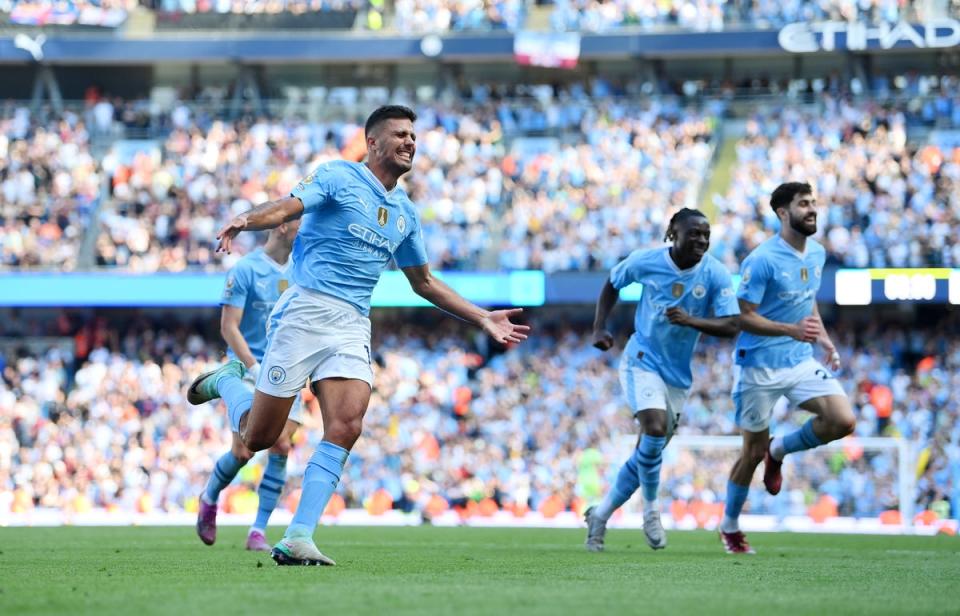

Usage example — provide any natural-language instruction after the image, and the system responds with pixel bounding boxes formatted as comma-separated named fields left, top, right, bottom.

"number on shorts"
left=814, top=368, right=832, bottom=380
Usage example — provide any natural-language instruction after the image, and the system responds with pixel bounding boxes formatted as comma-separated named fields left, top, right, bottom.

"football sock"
left=204, top=451, right=244, bottom=504
left=594, top=453, right=640, bottom=522
left=643, top=498, right=660, bottom=516
left=217, top=373, right=253, bottom=433
left=721, top=480, right=750, bottom=533
left=637, top=434, right=667, bottom=504
left=284, top=441, right=349, bottom=539
left=772, top=419, right=822, bottom=461
left=252, top=454, right=287, bottom=532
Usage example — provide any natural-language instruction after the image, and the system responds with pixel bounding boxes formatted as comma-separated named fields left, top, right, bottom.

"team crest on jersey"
left=268, top=366, right=286, bottom=385
left=672, top=283, right=684, bottom=298
left=814, top=266, right=822, bottom=279
left=397, top=215, right=406, bottom=234
left=721, top=287, right=733, bottom=297
left=800, top=267, right=809, bottom=282
left=692, top=284, right=706, bottom=299
left=278, top=279, right=289, bottom=293
left=377, top=206, right=388, bottom=227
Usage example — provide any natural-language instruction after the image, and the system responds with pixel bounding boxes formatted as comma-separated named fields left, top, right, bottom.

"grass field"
left=1, top=526, right=957, bottom=615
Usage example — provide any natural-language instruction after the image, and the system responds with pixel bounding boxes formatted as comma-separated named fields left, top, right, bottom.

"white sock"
left=720, top=515, right=740, bottom=533
left=642, top=498, right=659, bottom=515
left=770, top=436, right=786, bottom=462
left=593, top=493, right=620, bottom=522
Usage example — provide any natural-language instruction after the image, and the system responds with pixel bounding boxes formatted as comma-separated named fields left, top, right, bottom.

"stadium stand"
left=547, top=0, right=943, bottom=33
left=78, top=78, right=958, bottom=272
left=2, top=313, right=957, bottom=523
left=0, top=104, right=102, bottom=270
left=714, top=85, right=960, bottom=271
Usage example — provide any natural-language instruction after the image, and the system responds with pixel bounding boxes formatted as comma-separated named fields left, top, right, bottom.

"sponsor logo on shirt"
left=348, top=223, right=398, bottom=253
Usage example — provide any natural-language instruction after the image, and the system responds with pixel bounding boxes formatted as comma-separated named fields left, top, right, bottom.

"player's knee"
left=326, top=415, right=364, bottom=447
left=834, top=414, right=856, bottom=438
left=230, top=440, right=253, bottom=464
left=241, top=427, right=276, bottom=453
left=636, top=410, right=668, bottom=437
left=269, top=439, right=292, bottom=457
left=232, top=447, right=254, bottom=465
left=644, top=425, right=667, bottom=438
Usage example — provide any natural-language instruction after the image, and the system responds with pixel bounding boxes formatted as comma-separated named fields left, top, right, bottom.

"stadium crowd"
left=713, top=90, right=960, bottom=271
left=2, top=75, right=958, bottom=274
left=0, top=104, right=101, bottom=270
left=10, top=0, right=945, bottom=33
left=548, top=0, right=940, bottom=33
left=2, top=312, right=957, bottom=525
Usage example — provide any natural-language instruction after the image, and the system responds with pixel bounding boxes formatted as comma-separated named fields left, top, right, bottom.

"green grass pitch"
left=1, top=526, right=957, bottom=615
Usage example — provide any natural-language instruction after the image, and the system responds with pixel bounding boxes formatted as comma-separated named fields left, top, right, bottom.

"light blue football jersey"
left=610, top=247, right=739, bottom=389
left=289, top=160, right=428, bottom=316
left=220, top=248, right=291, bottom=363
left=734, top=236, right=826, bottom=369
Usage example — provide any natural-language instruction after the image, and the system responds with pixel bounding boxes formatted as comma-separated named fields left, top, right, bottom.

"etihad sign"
left=778, top=19, right=960, bottom=53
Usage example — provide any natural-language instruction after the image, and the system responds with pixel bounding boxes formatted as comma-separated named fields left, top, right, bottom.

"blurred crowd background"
left=5, top=0, right=960, bottom=34
left=2, top=309, right=958, bottom=525
left=3, top=72, right=959, bottom=274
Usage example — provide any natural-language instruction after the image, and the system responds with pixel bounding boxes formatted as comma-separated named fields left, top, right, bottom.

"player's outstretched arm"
left=739, top=299, right=819, bottom=342
left=216, top=197, right=305, bottom=253
left=401, top=264, right=530, bottom=345
left=591, top=279, right=619, bottom=351
left=665, top=307, right=739, bottom=338
left=812, top=303, right=841, bottom=371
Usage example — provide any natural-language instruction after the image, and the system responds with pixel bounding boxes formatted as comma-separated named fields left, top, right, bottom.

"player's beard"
left=789, top=211, right=817, bottom=237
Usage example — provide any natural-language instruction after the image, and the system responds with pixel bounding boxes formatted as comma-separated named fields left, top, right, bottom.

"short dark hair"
left=365, top=105, right=417, bottom=137
left=664, top=208, right=708, bottom=242
left=770, top=182, right=812, bottom=212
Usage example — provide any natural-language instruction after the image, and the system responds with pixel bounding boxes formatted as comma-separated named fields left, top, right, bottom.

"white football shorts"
left=256, top=285, right=373, bottom=399
left=733, top=358, right=846, bottom=432
left=242, top=370, right=304, bottom=424
left=618, top=354, right=688, bottom=440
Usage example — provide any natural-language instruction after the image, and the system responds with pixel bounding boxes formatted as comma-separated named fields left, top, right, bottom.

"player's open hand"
left=592, top=329, right=614, bottom=351
left=792, top=316, right=821, bottom=343
left=216, top=215, right=249, bottom=254
left=822, top=345, right=841, bottom=372
left=481, top=308, right=530, bottom=345
left=666, top=306, right=692, bottom=327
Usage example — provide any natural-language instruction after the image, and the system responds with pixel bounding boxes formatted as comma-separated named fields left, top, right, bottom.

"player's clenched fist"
left=791, top=315, right=821, bottom=343
left=592, top=329, right=614, bottom=351
left=665, top=306, right=692, bottom=327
